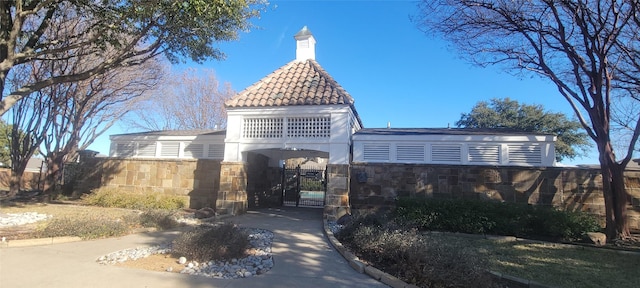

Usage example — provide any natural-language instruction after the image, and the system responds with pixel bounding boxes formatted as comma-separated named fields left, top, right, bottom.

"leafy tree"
left=1, top=0, right=263, bottom=115
left=456, top=98, right=590, bottom=162
left=130, top=68, right=233, bottom=131
left=0, top=120, right=10, bottom=166
left=416, top=1, right=640, bottom=240
left=3, top=8, right=163, bottom=196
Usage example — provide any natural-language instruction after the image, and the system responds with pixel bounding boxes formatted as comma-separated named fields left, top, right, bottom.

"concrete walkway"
left=0, top=207, right=388, bottom=288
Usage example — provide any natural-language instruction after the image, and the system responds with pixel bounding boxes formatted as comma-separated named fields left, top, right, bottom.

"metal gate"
left=282, top=166, right=326, bottom=207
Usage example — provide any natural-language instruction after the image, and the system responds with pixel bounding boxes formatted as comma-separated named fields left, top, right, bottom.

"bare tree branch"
left=128, top=68, right=233, bottom=131
left=416, top=0, right=639, bottom=240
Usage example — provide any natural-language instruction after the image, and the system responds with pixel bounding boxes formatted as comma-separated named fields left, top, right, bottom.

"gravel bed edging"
left=322, top=220, right=554, bottom=288
left=96, top=227, right=275, bottom=279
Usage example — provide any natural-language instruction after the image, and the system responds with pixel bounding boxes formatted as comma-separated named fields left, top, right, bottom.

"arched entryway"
left=216, top=134, right=353, bottom=221
left=227, top=148, right=329, bottom=210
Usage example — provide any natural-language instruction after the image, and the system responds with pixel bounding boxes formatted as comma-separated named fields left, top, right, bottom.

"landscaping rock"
left=587, top=232, right=607, bottom=246
left=97, top=228, right=274, bottom=279
left=0, top=212, right=51, bottom=227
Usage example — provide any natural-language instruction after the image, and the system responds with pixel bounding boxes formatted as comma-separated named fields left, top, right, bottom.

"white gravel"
left=1, top=211, right=276, bottom=279
left=96, top=227, right=275, bottom=279
left=0, top=212, right=51, bottom=227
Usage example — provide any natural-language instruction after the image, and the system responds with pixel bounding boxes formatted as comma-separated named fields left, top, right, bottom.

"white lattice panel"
left=286, top=117, right=331, bottom=138
left=243, top=118, right=284, bottom=138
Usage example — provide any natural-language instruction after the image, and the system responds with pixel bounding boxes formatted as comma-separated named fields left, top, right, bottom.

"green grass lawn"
left=438, top=234, right=640, bottom=288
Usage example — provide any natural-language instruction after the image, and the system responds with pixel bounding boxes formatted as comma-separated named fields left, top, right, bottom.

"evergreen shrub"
left=394, top=197, right=601, bottom=241
left=171, top=223, right=249, bottom=262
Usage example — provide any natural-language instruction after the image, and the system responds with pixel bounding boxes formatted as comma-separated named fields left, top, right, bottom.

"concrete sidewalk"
left=0, top=207, right=388, bottom=288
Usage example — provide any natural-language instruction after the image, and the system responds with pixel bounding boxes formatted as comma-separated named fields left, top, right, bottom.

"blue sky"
left=90, top=0, right=599, bottom=165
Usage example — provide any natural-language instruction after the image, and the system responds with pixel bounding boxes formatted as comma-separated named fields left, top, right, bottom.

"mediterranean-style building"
left=109, top=26, right=557, bottom=219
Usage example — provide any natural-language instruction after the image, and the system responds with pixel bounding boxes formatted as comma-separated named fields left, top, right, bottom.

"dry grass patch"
left=1, top=202, right=138, bottom=219
left=116, top=253, right=184, bottom=273
left=0, top=202, right=174, bottom=240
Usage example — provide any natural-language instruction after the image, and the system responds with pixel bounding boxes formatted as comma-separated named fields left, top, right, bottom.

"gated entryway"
left=216, top=27, right=362, bottom=217
left=282, top=165, right=326, bottom=207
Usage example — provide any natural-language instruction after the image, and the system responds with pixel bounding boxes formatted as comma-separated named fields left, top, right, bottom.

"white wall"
left=352, top=133, right=556, bottom=167
left=223, top=105, right=358, bottom=165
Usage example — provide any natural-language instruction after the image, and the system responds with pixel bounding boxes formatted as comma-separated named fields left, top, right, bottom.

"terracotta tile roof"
left=225, top=59, right=356, bottom=108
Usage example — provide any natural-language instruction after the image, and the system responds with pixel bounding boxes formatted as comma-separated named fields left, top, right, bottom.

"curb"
left=1, top=236, right=82, bottom=248
left=322, top=220, right=418, bottom=288
left=322, top=220, right=554, bottom=288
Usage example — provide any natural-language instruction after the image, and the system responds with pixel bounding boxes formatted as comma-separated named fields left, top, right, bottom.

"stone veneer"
left=67, top=158, right=640, bottom=229
left=325, top=164, right=351, bottom=221
left=68, top=158, right=221, bottom=209
left=216, top=162, right=248, bottom=215
left=0, top=168, right=42, bottom=191
left=350, top=163, right=640, bottom=230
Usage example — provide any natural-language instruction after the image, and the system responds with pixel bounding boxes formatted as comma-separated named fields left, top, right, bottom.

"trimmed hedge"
left=394, top=197, right=601, bottom=241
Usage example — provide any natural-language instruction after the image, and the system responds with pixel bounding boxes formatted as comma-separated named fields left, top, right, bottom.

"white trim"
left=352, top=133, right=556, bottom=143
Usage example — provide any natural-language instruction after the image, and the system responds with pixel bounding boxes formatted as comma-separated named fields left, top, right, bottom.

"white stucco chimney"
left=294, top=26, right=316, bottom=62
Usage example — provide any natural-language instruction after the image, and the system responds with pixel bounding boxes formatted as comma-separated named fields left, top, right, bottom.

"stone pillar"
left=324, top=164, right=350, bottom=221
left=216, top=162, right=248, bottom=215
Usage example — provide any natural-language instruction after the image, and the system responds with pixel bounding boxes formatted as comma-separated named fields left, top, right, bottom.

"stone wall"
left=216, top=162, right=247, bottom=215
left=350, top=163, right=640, bottom=230
left=216, top=153, right=284, bottom=214
left=62, top=157, right=640, bottom=229
left=325, top=164, right=351, bottom=221
left=0, top=168, right=42, bottom=191
left=69, top=158, right=221, bottom=209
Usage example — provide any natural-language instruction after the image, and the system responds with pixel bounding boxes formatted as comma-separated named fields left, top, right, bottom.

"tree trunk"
left=7, top=155, right=33, bottom=198
left=598, top=140, right=631, bottom=241
left=8, top=170, right=23, bottom=197
left=43, top=153, right=65, bottom=202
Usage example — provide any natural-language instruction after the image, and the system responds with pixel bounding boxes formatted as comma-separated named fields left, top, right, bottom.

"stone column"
left=216, top=162, right=248, bottom=215
left=324, top=164, right=350, bottom=221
